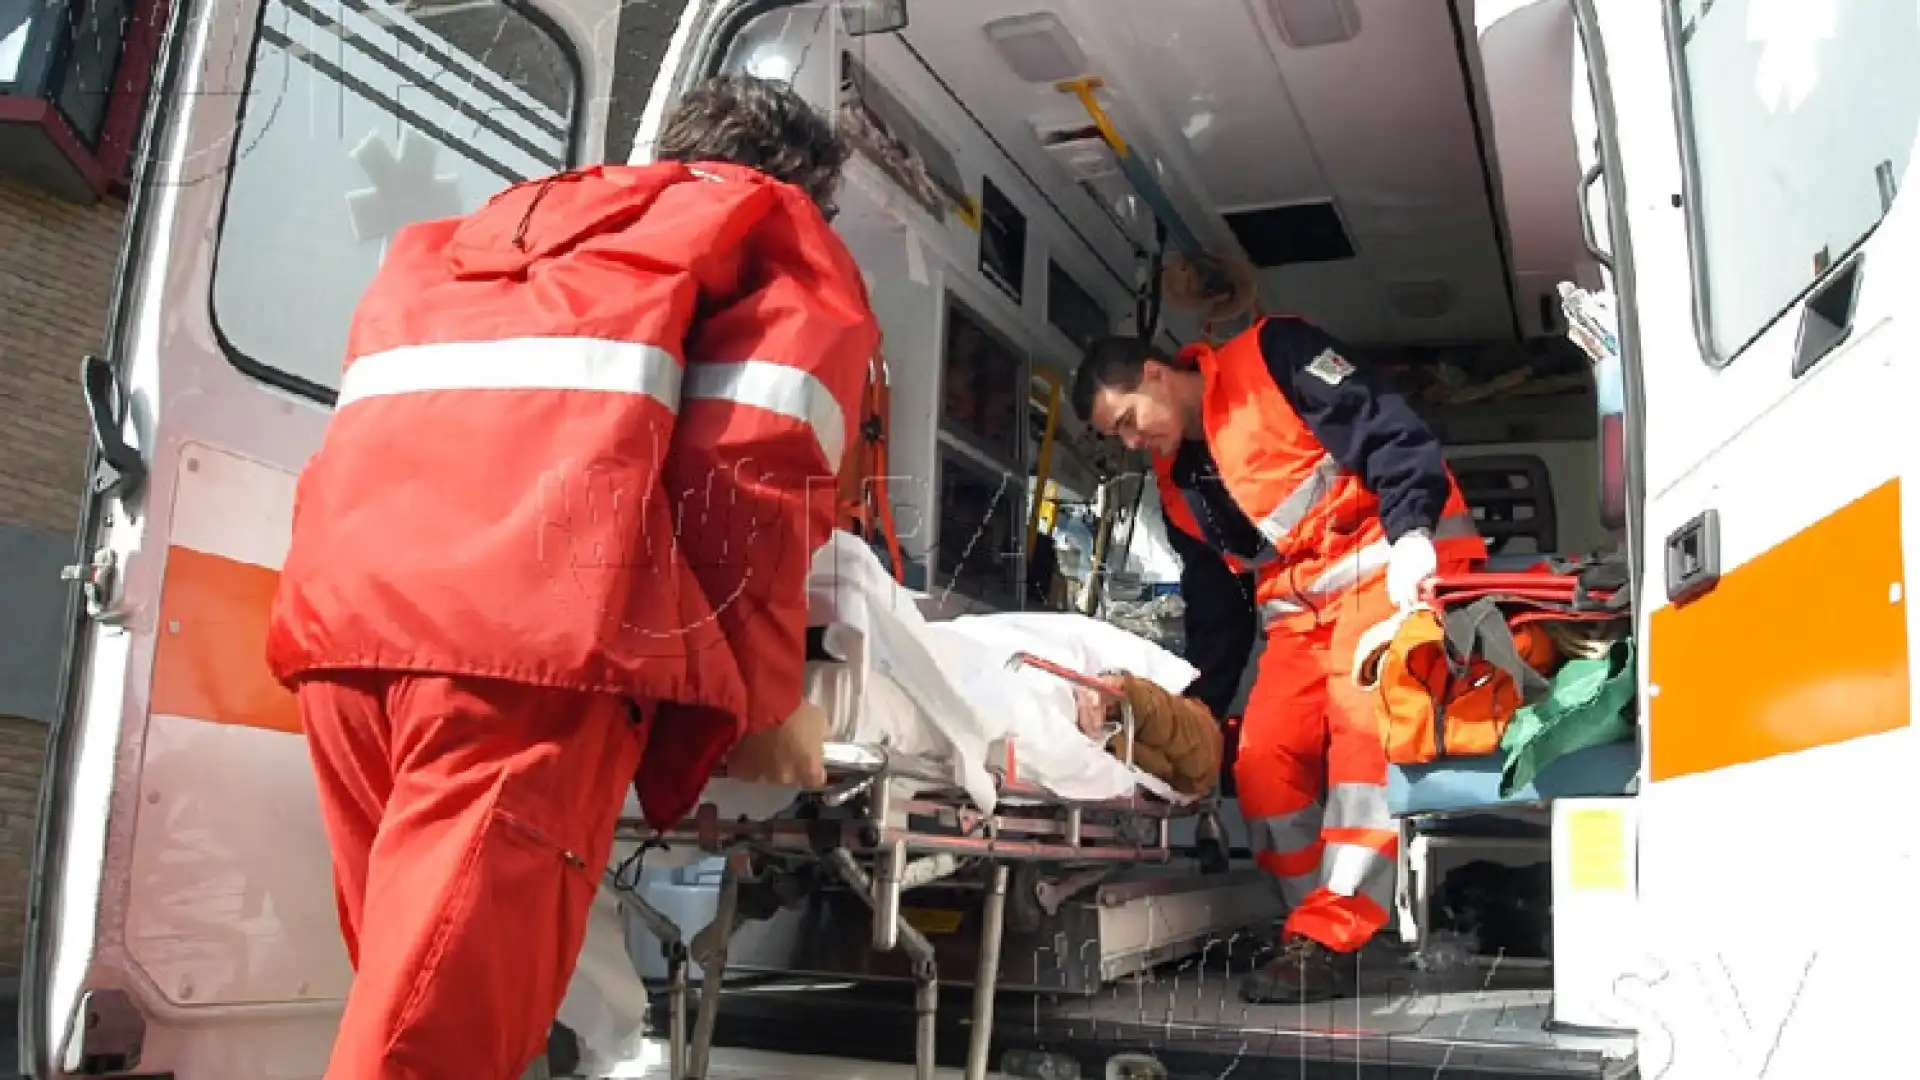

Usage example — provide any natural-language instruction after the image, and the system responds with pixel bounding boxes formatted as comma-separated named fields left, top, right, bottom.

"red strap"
left=1423, top=570, right=1624, bottom=619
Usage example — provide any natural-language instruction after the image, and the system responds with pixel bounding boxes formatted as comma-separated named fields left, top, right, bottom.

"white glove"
left=1385, top=528, right=1438, bottom=610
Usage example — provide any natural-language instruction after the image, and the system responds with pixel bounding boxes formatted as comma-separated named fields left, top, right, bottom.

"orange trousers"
left=297, top=671, right=644, bottom=1080
left=1235, top=580, right=1402, bottom=953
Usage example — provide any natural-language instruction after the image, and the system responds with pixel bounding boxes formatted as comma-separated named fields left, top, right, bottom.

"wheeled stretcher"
left=606, top=648, right=1248, bottom=1080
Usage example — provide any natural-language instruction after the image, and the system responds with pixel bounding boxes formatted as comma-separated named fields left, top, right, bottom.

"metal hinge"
left=61, top=546, right=124, bottom=623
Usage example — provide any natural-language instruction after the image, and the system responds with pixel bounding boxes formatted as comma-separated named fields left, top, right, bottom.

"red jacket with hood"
left=266, top=161, right=880, bottom=829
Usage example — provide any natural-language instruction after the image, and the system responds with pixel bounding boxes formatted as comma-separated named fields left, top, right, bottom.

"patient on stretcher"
left=617, top=529, right=1221, bottom=826
left=569, top=531, right=1226, bottom=1074
left=798, top=529, right=1220, bottom=804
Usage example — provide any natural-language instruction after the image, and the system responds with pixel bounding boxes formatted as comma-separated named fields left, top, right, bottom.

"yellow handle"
left=1026, top=370, right=1063, bottom=558
left=1055, top=76, right=1130, bottom=158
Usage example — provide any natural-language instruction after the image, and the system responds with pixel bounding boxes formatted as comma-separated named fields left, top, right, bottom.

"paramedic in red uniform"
left=264, top=76, right=879, bottom=1080
left=1073, top=323, right=1485, bottom=1002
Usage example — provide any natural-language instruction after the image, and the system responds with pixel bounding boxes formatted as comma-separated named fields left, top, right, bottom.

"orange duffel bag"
left=1354, top=600, right=1561, bottom=766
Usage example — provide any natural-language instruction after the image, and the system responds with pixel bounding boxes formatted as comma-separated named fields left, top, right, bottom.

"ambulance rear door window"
left=209, top=0, right=580, bottom=398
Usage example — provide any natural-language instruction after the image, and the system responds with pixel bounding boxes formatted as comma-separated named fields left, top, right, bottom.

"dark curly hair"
left=1071, top=336, right=1165, bottom=422
left=655, top=75, right=850, bottom=217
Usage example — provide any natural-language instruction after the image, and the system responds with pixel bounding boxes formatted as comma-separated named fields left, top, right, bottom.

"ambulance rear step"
left=668, top=962, right=1639, bottom=1080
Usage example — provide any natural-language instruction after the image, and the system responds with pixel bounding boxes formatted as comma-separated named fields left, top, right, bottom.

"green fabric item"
left=1498, top=638, right=1637, bottom=797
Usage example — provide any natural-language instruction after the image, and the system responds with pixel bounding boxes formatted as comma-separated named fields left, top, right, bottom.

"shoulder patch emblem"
left=1304, top=348, right=1356, bottom=386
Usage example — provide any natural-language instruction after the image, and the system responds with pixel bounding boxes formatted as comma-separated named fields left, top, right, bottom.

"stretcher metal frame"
left=608, top=652, right=1229, bottom=1080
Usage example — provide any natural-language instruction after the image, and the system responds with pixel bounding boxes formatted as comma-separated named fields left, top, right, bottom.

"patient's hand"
left=726, top=701, right=830, bottom=789
left=1073, top=675, right=1126, bottom=738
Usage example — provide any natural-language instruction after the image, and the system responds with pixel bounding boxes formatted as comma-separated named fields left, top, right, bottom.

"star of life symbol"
left=345, top=127, right=464, bottom=247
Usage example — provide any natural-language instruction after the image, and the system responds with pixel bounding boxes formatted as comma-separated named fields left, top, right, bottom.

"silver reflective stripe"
left=1324, top=783, right=1392, bottom=832
left=1307, top=537, right=1393, bottom=599
left=1258, top=511, right=1483, bottom=626
left=1255, top=453, right=1343, bottom=545
left=1257, top=539, right=1389, bottom=624
left=1322, top=841, right=1396, bottom=908
left=337, top=337, right=683, bottom=411
left=683, top=360, right=848, bottom=471
left=1246, top=805, right=1321, bottom=857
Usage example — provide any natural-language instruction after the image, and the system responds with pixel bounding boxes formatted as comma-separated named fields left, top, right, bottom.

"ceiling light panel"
left=1267, top=0, right=1362, bottom=48
left=983, top=12, right=1091, bottom=83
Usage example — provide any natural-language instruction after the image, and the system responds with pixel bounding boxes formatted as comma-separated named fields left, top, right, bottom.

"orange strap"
left=837, top=354, right=906, bottom=584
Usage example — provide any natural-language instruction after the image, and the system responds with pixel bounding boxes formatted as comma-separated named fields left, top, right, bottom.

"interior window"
left=978, top=176, right=1027, bottom=303
left=211, top=0, right=576, bottom=395
left=940, top=298, right=1026, bottom=470
left=1673, top=0, right=1920, bottom=361
left=936, top=448, right=1024, bottom=610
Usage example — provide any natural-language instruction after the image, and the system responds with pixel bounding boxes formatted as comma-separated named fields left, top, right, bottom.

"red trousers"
left=1236, top=581, right=1402, bottom=953
left=297, top=671, right=644, bottom=1080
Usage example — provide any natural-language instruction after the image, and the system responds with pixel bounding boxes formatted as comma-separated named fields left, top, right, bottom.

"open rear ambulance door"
left=1579, top=0, right=1919, bottom=1074
left=16, top=0, right=638, bottom=1074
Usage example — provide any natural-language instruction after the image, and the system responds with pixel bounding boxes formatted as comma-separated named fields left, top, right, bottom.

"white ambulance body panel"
left=24, top=1, right=1920, bottom=1078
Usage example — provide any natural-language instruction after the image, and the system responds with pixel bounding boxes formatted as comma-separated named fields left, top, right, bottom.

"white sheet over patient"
left=614, top=530, right=1199, bottom=824
left=804, top=530, right=1199, bottom=806
left=577, top=532, right=1203, bottom=1073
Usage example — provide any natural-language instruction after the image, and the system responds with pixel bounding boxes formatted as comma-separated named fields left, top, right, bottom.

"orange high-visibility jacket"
left=266, top=162, right=880, bottom=828
left=1154, top=317, right=1485, bottom=631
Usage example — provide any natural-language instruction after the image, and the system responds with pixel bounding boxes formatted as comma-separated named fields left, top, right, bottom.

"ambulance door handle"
left=1664, top=509, right=1721, bottom=605
left=1791, top=252, right=1864, bottom=379
left=1577, top=160, right=1612, bottom=269
left=80, top=353, right=147, bottom=503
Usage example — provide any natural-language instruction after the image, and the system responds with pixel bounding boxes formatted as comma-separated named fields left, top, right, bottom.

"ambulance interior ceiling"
left=842, top=0, right=1597, bottom=354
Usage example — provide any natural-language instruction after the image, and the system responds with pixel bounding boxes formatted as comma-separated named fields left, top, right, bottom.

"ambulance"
left=20, top=0, right=1916, bottom=1077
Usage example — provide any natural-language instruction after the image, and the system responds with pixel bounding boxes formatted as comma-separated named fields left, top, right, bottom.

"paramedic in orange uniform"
left=1073, top=323, right=1484, bottom=1002
left=265, top=76, right=879, bottom=1079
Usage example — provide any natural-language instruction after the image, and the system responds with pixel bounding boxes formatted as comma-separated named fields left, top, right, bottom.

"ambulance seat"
left=1386, top=738, right=1639, bottom=816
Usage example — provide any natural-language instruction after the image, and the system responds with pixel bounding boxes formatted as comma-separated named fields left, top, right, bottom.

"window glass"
left=0, top=0, right=37, bottom=88
left=212, top=0, right=575, bottom=394
left=51, top=0, right=132, bottom=146
left=1046, top=260, right=1108, bottom=351
left=1673, top=0, right=1920, bottom=359
left=940, top=298, right=1025, bottom=470
left=936, top=446, right=1024, bottom=610
left=978, top=176, right=1027, bottom=303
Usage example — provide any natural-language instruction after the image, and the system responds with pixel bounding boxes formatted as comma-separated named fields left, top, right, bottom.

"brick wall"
left=0, top=174, right=126, bottom=974
left=0, top=176, right=120, bottom=534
